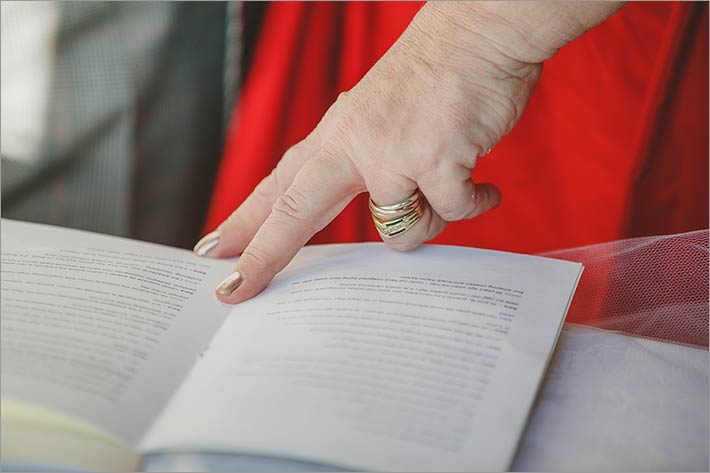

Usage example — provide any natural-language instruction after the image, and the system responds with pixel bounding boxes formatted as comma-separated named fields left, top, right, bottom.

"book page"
left=141, top=243, right=582, bottom=471
left=0, top=219, right=234, bottom=445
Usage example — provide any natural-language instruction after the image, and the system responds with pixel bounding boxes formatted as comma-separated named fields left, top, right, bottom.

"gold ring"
left=369, top=189, right=423, bottom=238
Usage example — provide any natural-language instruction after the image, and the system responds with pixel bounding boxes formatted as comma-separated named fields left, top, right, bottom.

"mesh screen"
left=542, top=229, right=709, bottom=348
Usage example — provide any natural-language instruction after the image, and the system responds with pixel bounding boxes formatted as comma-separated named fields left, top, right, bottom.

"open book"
left=1, top=219, right=582, bottom=472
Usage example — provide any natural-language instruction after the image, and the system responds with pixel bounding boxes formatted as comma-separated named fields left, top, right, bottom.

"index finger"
left=215, top=152, right=363, bottom=304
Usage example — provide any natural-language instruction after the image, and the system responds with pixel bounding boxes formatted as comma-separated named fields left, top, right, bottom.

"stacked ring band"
left=369, top=189, right=423, bottom=238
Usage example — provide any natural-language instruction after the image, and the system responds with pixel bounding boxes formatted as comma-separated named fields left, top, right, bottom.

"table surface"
left=142, top=324, right=709, bottom=472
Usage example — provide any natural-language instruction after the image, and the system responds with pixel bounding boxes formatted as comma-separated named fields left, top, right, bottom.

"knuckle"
left=488, top=93, right=519, bottom=137
left=437, top=205, right=469, bottom=222
left=463, top=152, right=480, bottom=169
left=324, top=92, right=354, bottom=129
left=271, top=186, right=318, bottom=233
left=281, top=141, right=306, bottom=163
left=241, top=244, right=276, bottom=274
left=335, top=90, right=351, bottom=104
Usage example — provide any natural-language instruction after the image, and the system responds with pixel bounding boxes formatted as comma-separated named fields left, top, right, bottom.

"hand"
left=195, top=2, right=622, bottom=303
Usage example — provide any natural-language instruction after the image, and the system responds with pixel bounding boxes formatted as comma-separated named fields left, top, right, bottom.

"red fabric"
left=206, top=1, right=708, bottom=255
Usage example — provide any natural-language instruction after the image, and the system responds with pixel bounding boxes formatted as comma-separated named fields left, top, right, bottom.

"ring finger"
left=367, top=177, right=447, bottom=252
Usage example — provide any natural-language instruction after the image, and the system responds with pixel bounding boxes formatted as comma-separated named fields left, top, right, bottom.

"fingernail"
left=216, top=271, right=243, bottom=296
left=194, top=231, right=220, bottom=257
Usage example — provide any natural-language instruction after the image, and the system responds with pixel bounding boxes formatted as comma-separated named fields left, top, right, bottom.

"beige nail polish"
left=194, top=231, right=220, bottom=257
left=216, top=271, right=243, bottom=296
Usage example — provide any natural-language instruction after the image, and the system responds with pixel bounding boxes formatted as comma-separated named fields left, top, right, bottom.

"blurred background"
left=1, top=2, right=241, bottom=248
left=2, top=1, right=708, bottom=252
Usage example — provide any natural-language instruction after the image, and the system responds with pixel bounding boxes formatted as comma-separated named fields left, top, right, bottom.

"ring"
left=369, top=189, right=423, bottom=238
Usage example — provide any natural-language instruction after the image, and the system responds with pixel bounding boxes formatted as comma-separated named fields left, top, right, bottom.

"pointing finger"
left=215, top=152, right=363, bottom=303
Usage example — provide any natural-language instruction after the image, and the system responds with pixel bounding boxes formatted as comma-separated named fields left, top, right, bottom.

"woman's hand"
left=195, top=2, right=622, bottom=303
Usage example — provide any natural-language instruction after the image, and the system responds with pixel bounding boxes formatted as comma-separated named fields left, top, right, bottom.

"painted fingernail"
left=216, top=271, right=243, bottom=296
left=194, top=231, right=220, bottom=257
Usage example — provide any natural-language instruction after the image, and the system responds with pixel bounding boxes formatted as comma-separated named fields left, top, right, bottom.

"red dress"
left=206, top=2, right=707, bottom=338
left=207, top=2, right=708, bottom=253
